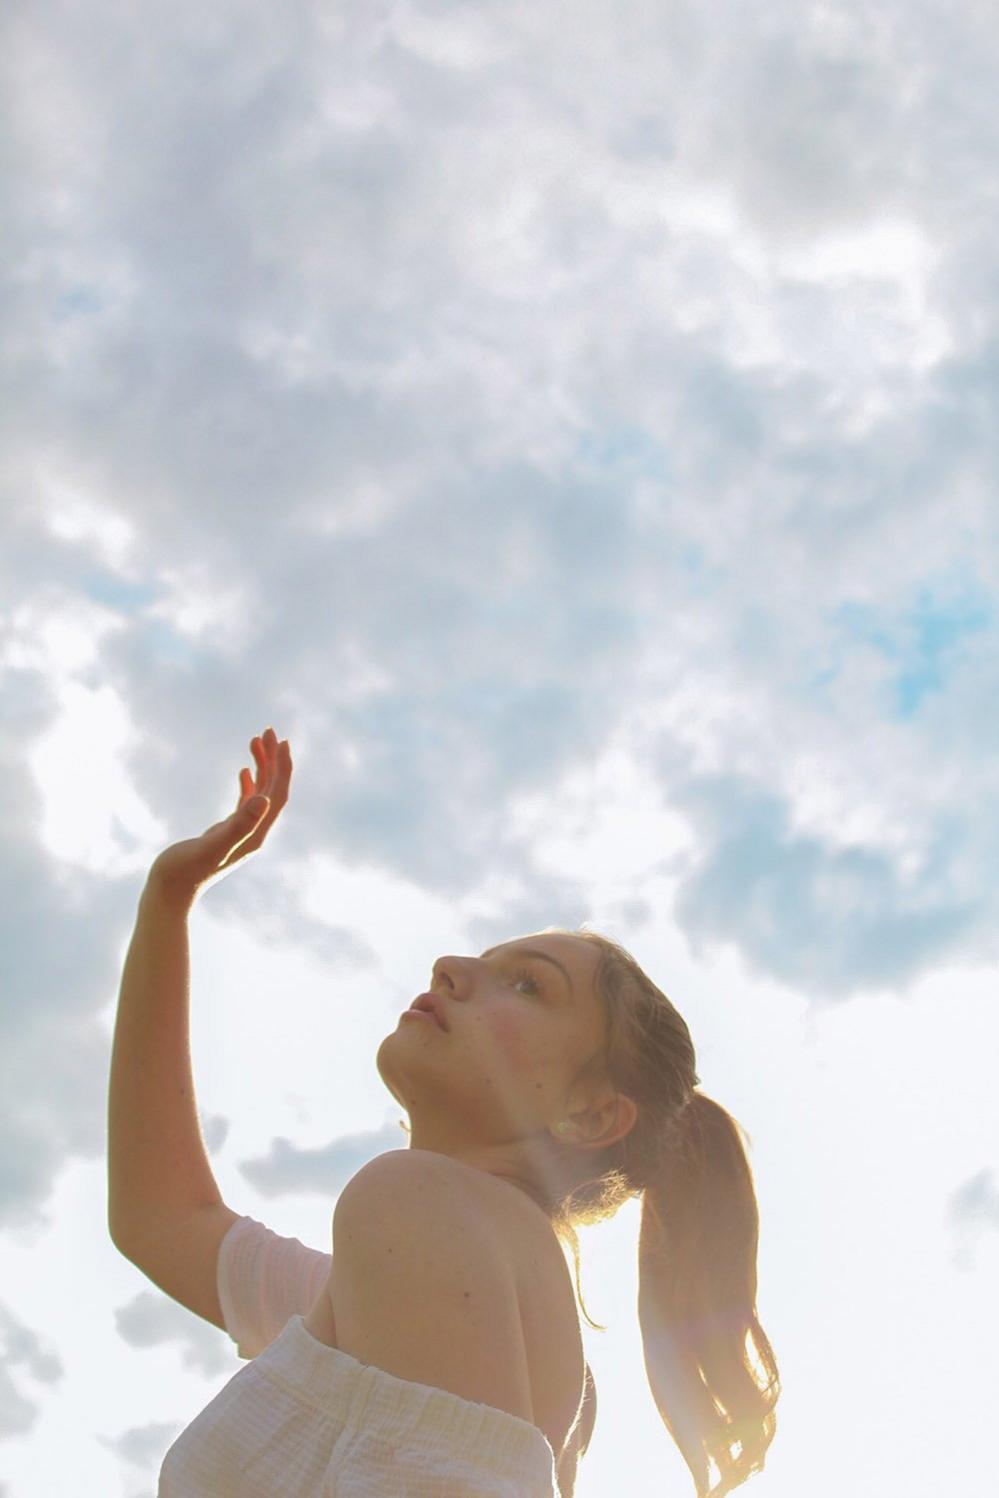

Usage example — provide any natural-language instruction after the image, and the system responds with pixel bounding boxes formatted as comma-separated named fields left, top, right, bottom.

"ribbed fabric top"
left=157, top=1213, right=559, bottom=1496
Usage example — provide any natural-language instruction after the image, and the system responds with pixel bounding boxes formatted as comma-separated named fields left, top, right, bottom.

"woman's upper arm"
left=113, top=1201, right=242, bottom=1330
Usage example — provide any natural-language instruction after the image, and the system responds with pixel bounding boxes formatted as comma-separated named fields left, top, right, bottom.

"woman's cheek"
left=485, top=1012, right=534, bottom=1071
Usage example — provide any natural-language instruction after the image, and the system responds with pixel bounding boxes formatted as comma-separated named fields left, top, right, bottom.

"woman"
left=109, top=728, right=780, bottom=1496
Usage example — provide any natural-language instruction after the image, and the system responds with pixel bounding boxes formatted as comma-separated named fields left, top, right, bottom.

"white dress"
left=157, top=1213, right=560, bottom=1496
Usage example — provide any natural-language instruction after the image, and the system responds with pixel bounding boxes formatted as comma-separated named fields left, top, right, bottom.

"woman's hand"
left=146, top=727, right=293, bottom=910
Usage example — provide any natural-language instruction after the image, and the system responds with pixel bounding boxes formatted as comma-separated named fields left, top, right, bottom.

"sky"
left=2, top=0, right=998, bottom=1493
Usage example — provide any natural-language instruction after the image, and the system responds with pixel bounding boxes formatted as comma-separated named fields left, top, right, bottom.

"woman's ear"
left=561, top=1092, right=637, bottom=1150
left=598, top=1093, right=638, bottom=1149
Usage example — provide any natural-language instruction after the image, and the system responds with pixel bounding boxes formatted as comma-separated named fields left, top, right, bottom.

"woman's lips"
left=402, top=1009, right=444, bottom=1030
left=406, top=992, right=449, bottom=1030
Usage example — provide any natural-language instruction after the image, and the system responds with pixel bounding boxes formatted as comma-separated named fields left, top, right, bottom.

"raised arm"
left=107, top=727, right=292, bottom=1320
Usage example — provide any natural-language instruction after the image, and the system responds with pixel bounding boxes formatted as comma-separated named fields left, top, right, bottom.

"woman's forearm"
left=107, top=879, right=224, bottom=1252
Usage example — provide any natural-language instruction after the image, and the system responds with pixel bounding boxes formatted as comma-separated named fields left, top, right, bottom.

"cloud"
left=948, top=1168, right=999, bottom=1229
left=668, top=770, right=979, bottom=999
left=236, top=1119, right=412, bottom=1199
left=1, top=0, right=997, bottom=1230
left=947, top=1168, right=999, bottom=1273
left=97, top=1417, right=182, bottom=1479
left=0, top=1301, right=64, bottom=1438
left=0, top=653, right=140, bottom=1228
left=113, top=1293, right=232, bottom=1377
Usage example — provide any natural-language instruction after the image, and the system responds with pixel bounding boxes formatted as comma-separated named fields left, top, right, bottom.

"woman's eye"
left=513, top=969, right=541, bottom=997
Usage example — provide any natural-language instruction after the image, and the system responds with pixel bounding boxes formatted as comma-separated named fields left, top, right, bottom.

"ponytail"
left=474, top=926, right=782, bottom=1493
left=637, top=1092, right=779, bottom=1496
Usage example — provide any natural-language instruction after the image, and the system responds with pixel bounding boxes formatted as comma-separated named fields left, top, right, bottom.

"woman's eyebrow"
left=479, top=946, right=573, bottom=997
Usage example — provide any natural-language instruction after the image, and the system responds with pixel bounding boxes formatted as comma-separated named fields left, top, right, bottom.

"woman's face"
left=376, top=932, right=631, bottom=1185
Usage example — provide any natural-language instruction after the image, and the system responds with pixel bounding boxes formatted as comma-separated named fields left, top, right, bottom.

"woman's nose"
left=431, top=956, right=472, bottom=992
left=430, top=958, right=452, bottom=991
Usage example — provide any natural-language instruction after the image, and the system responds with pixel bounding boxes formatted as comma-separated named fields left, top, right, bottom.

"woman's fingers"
left=264, top=727, right=279, bottom=791
left=241, top=728, right=290, bottom=812
left=149, top=730, right=292, bottom=902
left=252, top=728, right=286, bottom=798
left=251, top=735, right=267, bottom=791
left=236, top=730, right=291, bottom=833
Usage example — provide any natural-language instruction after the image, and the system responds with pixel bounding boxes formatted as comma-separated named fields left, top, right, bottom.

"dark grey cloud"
left=236, top=1118, right=416, bottom=1199
left=97, top=1416, right=181, bottom=1482
left=946, top=1168, right=999, bottom=1273
left=0, top=658, right=141, bottom=1230
left=669, top=769, right=979, bottom=999
left=113, top=1292, right=232, bottom=1378
left=948, top=1168, right=999, bottom=1230
left=0, top=1302, right=64, bottom=1439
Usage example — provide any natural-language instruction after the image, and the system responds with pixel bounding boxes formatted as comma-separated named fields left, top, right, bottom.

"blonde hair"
left=540, top=927, right=780, bottom=1497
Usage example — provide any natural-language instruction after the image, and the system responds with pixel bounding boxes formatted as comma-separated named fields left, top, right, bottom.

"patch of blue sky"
left=55, top=286, right=103, bottom=319
left=678, top=542, right=706, bottom=575
left=141, top=619, right=203, bottom=668
left=573, top=424, right=713, bottom=586
left=83, top=572, right=159, bottom=613
left=574, top=423, right=670, bottom=478
left=815, top=571, right=994, bottom=719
